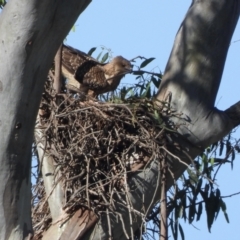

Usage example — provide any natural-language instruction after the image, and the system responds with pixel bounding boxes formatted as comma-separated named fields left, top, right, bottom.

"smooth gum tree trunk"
left=0, top=1, right=91, bottom=239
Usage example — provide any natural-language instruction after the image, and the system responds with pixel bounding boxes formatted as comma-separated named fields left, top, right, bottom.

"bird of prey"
left=61, top=44, right=132, bottom=97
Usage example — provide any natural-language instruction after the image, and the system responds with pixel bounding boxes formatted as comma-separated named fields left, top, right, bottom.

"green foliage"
left=96, top=54, right=162, bottom=103
left=87, top=47, right=97, bottom=56
left=0, top=0, right=6, bottom=8
left=143, top=132, right=238, bottom=240
left=101, top=52, right=109, bottom=63
left=85, top=48, right=162, bottom=102
left=140, top=57, right=155, bottom=68
left=164, top=134, right=239, bottom=239
left=94, top=46, right=113, bottom=63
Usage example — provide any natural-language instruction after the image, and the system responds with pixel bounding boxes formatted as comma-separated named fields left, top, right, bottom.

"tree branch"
left=224, top=101, right=240, bottom=128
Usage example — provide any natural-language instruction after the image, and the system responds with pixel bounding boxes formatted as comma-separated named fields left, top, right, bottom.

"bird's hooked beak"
left=125, top=64, right=133, bottom=74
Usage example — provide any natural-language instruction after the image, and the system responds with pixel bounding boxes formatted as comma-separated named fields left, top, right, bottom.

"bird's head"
left=108, top=56, right=133, bottom=76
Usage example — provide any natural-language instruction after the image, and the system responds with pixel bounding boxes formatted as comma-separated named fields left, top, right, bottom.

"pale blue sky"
left=66, top=1, right=240, bottom=239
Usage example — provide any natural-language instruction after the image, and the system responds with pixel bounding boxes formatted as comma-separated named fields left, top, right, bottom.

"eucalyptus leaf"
left=151, top=76, right=161, bottom=88
left=179, top=223, right=185, bottom=240
left=140, top=57, right=155, bottom=68
left=96, top=52, right=102, bottom=61
left=210, top=157, right=215, bottom=166
left=226, top=140, right=231, bottom=156
left=219, top=140, right=224, bottom=156
left=231, top=148, right=235, bottom=161
left=196, top=202, right=202, bottom=221
left=174, top=221, right=178, bottom=240
left=101, top=52, right=109, bottom=63
left=87, top=47, right=97, bottom=56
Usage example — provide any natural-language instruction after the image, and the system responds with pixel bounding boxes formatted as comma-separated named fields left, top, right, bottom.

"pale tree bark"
left=0, top=1, right=91, bottom=239
left=1, top=0, right=240, bottom=240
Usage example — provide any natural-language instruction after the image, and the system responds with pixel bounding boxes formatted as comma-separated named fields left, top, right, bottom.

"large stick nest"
left=32, top=77, right=171, bottom=238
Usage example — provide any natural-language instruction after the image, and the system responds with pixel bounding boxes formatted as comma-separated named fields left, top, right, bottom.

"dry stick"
left=96, top=148, right=113, bottom=160
left=110, top=189, right=144, bottom=240
left=132, top=70, right=162, bottom=78
left=55, top=96, right=79, bottom=116
left=221, top=191, right=240, bottom=198
left=85, top=155, right=90, bottom=208
left=167, top=168, right=178, bottom=204
left=66, top=171, right=123, bottom=205
left=53, top=44, right=62, bottom=94
left=49, top=69, right=55, bottom=80
left=136, top=148, right=161, bottom=239
left=119, top=152, right=149, bottom=239
left=68, top=130, right=101, bottom=150
left=96, top=103, right=151, bottom=138
left=160, top=153, right=168, bottom=240
left=112, top=193, right=148, bottom=236
left=91, top=105, right=109, bottom=119
left=65, top=169, right=86, bottom=182
left=97, top=182, right=112, bottom=239
left=106, top=208, right=112, bottom=240
left=129, top=55, right=148, bottom=62
left=114, top=211, right=130, bottom=239
left=111, top=156, right=135, bottom=238
left=161, top=146, right=189, bottom=168
left=123, top=168, right=134, bottom=239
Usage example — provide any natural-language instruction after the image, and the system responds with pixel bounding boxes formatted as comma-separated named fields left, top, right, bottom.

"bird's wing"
left=62, top=45, right=116, bottom=95
left=62, top=44, right=100, bottom=74
left=75, top=63, right=109, bottom=91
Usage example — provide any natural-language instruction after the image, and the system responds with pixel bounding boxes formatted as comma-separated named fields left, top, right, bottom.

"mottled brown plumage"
left=61, top=45, right=132, bottom=97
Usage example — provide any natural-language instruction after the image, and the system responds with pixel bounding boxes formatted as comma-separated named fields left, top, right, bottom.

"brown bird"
left=61, top=44, right=132, bottom=97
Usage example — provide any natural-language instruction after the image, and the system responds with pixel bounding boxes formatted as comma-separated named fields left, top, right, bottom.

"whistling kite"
left=61, top=45, right=132, bottom=97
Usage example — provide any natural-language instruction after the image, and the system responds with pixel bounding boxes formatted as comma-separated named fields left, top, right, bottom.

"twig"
left=160, top=146, right=190, bottom=168
left=160, top=153, right=168, bottom=240
left=53, top=44, right=62, bottom=94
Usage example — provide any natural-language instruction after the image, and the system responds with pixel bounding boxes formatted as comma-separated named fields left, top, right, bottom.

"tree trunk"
left=0, top=0, right=91, bottom=239
left=1, top=0, right=240, bottom=239
left=156, top=0, right=240, bottom=180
